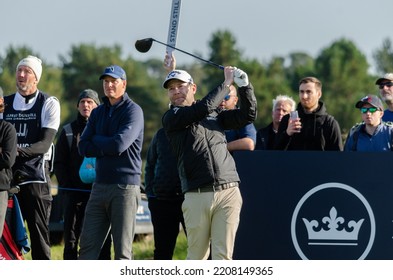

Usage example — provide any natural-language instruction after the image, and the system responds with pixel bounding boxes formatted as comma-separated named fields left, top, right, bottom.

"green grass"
left=23, top=231, right=187, bottom=260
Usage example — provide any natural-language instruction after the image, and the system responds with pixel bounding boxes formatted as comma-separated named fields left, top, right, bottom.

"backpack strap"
left=345, top=122, right=363, bottom=151
left=63, top=123, right=73, bottom=150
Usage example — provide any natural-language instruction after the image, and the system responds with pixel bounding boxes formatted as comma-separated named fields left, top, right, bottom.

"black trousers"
left=17, top=182, right=52, bottom=260
left=148, top=197, right=186, bottom=260
left=63, top=191, right=112, bottom=260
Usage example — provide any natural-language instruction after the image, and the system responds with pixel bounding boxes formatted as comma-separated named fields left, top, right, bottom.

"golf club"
left=135, top=38, right=224, bottom=70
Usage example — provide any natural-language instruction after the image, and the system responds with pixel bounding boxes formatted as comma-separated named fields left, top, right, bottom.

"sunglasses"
left=223, top=95, right=232, bottom=101
left=360, top=107, right=379, bottom=114
left=378, top=82, right=393, bottom=89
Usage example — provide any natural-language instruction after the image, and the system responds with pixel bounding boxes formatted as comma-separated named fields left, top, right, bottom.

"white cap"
left=16, top=55, right=43, bottom=82
left=375, top=73, right=393, bottom=85
left=162, top=70, right=194, bottom=89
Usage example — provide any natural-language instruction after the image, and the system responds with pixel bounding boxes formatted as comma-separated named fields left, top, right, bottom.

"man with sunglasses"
left=376, top=73, right=393, bottom=122
left=344, top=95, right=393, bottom=151
left=219, top=85, right=256, bottom=152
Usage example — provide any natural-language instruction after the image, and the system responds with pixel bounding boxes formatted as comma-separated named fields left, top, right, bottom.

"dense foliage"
left=1, top=31, right=392, bottom=160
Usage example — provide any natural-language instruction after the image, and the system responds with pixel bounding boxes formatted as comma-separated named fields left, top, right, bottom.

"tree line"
left=1, top=30, right=392, bottom=159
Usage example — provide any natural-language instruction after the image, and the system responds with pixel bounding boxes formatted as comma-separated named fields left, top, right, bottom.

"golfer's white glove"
left=234, top=68, right=249, bottom=87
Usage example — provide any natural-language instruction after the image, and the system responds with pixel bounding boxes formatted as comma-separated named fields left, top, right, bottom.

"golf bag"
left=0, top=195, right=30, bottom=260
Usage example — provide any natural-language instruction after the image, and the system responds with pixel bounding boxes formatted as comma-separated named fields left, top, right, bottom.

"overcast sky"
left=2, top=0, right=392, bottom=73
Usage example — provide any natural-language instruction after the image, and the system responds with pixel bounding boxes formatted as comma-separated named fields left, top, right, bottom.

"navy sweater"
left=78, top=93, right=144, bottom=185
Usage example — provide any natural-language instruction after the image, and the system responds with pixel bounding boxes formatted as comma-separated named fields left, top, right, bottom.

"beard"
left=381, top=94, right=393, bottom=104
left=16, top=81, right=36, bottom=94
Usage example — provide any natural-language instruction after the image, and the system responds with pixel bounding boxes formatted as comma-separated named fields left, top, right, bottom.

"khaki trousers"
left=182, top=187, right=242, bottom=260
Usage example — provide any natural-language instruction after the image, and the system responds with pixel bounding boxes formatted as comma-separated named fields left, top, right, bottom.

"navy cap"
left=99, top=65, right=127, bottom=80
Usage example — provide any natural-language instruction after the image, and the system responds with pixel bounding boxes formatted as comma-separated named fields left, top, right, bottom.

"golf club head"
left=135, top=37, right=225, bottom=71
left=135, top=38, right=154, bottom=53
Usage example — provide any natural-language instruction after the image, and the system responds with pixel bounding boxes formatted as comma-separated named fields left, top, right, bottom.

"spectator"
left=255, top=94, right=296, bottom=150
left=144, top=127, right=186, bottom=260
left=219, top=85, right=256, bottom=152
left=78, top=65, right=144, bottom=260
left=375, top=73, right=393, bottom=122
left=3, top=55, right=61, bottom=259
left=162, top=56, right=257, bottom=260
left=344, top=95, right=393, bottom=151
left=54, top=89, right=112, bottom=260
left=274, top=76, right=343, bottom=151
left=0, top=87, right=17, bottom=239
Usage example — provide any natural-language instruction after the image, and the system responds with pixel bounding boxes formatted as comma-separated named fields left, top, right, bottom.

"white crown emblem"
left=302, top=207, right=364, bottom=244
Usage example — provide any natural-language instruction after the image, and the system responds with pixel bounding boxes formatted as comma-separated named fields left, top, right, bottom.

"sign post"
left=165, top=0, right=182, bottom=67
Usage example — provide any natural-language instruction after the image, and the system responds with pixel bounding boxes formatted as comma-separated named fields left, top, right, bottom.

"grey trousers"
left=0, top=191, right=8, bottom=238
left=78, top=183, right=140, bottom=260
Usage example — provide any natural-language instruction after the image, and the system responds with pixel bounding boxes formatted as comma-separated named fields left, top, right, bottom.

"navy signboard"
left=233, top=151, right=393, bottom=260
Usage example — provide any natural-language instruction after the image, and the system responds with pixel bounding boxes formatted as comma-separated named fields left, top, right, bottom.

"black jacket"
left=274, top=101, right=343, bottom=151
left=255, top=122, right=276, bottom=150
left=54, top=113, right=92, bottom=191
left=162, top=83, right=257, bottom=193
left=0, top=120, right=17, bottom=191
left=144, top=128, right=182, bottom=200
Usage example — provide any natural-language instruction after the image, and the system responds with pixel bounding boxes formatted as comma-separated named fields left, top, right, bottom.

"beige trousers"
left=182, top=187, right=242, bottom=260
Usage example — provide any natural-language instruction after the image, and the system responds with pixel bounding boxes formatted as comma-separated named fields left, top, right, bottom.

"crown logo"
left=302, top=207, right=364, bottom=245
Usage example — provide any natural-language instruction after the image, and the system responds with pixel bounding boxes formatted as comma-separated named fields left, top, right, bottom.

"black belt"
left=188, top=182, right=239, bottom=193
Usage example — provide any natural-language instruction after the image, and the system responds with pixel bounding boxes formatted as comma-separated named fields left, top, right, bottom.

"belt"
left=188, top=182, right=239, bottom=193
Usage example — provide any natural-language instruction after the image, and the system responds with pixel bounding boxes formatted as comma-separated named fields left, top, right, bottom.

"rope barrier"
left=50, top=186, right=92, bottom=193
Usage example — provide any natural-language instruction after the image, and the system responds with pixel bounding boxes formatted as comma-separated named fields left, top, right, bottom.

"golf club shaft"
left=153, top=39, right=224, bottom=70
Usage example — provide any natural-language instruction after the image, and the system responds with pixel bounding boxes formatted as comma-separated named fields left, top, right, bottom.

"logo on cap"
left=163, top=70, right=193, bottom=88
left=99, top=65, right=126, bottom=80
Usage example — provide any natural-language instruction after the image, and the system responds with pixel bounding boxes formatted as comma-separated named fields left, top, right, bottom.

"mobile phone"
left=290, top=110, right=299, bottom=120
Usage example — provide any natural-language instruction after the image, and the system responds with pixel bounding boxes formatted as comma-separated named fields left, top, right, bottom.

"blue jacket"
left=12, top=195, right=30, bottom=254
left=78, top=93, right=144, bottom=185
left=344, top=122, right=393, bottom=151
